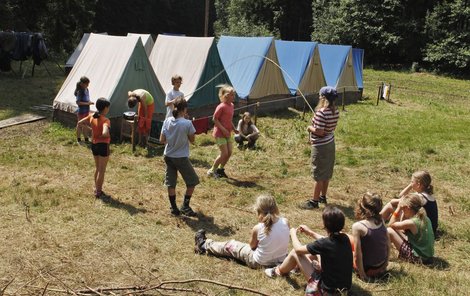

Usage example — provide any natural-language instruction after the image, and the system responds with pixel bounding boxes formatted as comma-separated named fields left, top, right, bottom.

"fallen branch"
left=157, top=278, right=269, bottom=296
left=0, top=277, right=15, bottom=295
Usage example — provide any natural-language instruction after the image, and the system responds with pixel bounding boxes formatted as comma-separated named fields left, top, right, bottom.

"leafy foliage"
left=423, top=0, right=470, bottom=75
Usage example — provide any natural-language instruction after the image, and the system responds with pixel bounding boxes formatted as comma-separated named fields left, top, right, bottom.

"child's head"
left=79, top=76, right=90, bottom=88
left=400, top=193, right=428, bottom=226
left=218, top=84, right=235, bottom=103
left=412, top=171, right=433, bottom=194
left=127, top=91, right=139, bottom=108
left=93, top=97, right=110, bottom=118
left=322, top=206, right=345, bottom=235
left=171, top=75, right=183, bottom=86
left=316, top=86, right=337, bottom=111
left=172, top=97, right=188, bottom=118
left=242, top=112, right=252, bottom=125
left=355, top=192, right=383, bottom=224
left=254, top=194, right=280, bottom=235
left=74, top=76, right=90, bottom=96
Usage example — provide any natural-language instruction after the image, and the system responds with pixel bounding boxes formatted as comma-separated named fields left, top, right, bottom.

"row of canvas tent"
left=53, top=34, right=364, bottom=132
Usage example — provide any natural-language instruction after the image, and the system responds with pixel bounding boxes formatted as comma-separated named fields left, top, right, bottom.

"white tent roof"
left=149, top=35, right=213, bottom=100
left=127, top=33, right=154, bottom=57
left=65, top=32, right=107, bottom=69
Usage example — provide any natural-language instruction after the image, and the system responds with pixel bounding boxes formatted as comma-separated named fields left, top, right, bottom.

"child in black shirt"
left=265, top=206, right=352, bottom=295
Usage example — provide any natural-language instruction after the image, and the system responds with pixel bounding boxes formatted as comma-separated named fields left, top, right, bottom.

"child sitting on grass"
left=194, top=194, right=290, bottom=269
left=265, top=206, right=352, bottom=296
left=381, top=170, right=438, bottom=237
left=351, top=193, right=389, bottom=281
left=387, top=193, right=435, bottom=264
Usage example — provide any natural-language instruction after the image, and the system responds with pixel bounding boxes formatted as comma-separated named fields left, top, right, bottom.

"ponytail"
left=262, top=212, right=275, bottom=235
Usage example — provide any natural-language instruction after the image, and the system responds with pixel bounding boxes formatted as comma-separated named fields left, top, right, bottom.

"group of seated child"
left=193, top=170, right=437, bottom=295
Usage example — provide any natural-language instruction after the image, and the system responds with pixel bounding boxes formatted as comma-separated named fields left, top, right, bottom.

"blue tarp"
left=318, top=44, right=351, bottom=87
left=275, top=40, right=316, bottom=95
left=217, top=36, right=273, bottom=99
left=352, top=48, right=364, bottom=90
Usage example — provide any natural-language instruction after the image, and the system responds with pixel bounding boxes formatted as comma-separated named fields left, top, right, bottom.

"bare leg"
left=387, top=227, right=405, bottom=251
left=95, top=156, right=109, bottom=192
left=278, top=249, right=317, bottom=281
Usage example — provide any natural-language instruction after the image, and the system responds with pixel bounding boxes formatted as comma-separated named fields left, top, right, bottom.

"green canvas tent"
left=53, top=33, right=165, bottom=130
left=149, top=35, right=231, bottom=116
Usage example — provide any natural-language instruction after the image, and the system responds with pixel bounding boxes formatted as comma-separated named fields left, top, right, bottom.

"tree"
left=424, top=0, right=470, bottom=75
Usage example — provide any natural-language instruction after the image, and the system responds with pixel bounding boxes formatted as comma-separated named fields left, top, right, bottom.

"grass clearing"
left=1, top=61, right=470, bottom=295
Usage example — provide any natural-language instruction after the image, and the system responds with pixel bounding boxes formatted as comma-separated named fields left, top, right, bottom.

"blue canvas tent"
left=318, top=44, right=358, bottom=93
left=352, top=48, right=364, bottom=90
left=217, top=36, right=290, bottom=100
left=275, top=40, right=325, bottom=96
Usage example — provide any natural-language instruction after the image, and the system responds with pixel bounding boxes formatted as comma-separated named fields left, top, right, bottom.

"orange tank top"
left=89, top=114, right=111, bottom=144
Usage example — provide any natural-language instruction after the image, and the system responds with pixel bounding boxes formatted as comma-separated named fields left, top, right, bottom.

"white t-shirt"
left=165, top=89, right=184, bottom=119
left=252, top=217, right=290, bottom=266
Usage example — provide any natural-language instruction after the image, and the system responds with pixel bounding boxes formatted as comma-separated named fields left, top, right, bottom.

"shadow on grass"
left=425, top=256, right=450, bottom=270
left=190, top=157, right=212, bottom=169
left=99, top=194, right=148, bottom=215
left=225, top=177, right=264, bottom=189
left=180, top=212, right=236, bottom=237
left=145, top=145, right=164, bottom=158
left=333, top=204, right=355, bottom=221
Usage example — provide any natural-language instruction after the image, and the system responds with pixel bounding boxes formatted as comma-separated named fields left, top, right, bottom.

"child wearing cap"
left=302, top=86, right=340, bottom=209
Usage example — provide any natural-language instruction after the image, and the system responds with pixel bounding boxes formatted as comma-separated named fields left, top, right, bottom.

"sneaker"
left=264, top=266, right=280, bottom=278
left=194, top=229, right=207, bottom=254
left=216, top=168, right=228, bottom=178
left=170, top=207, right=181, bottom=216
left=180, top=205, right=197, bottom=217
left=300, top=199, right=319, bottom=209
left=319, top=195, right=327, bottom=204
left=207, top=169, right=214, bottom=176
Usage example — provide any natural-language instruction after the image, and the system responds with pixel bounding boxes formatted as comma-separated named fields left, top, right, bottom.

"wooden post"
left=204, top=0, right=210, bottom=37
left=342, top=87, right=345, bottom=111
left=254, top=102, right=259, bottom=126
left=376, top=83, right=383, bottom=106
left=387, top=84, right=392, bottom=101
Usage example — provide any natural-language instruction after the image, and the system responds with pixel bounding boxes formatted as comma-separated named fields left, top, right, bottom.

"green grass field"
left=0, top=60, right=469, bottom=295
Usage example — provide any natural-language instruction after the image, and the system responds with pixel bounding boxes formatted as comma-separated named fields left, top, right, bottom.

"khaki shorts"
left=311, top=140, right=335, bottom=181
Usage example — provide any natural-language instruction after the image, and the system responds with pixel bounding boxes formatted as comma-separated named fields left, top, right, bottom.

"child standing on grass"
left=159, top=97, right=199, bottom=217
left=265, top=206, right=352, bottom=296
left=77, top=98, right=111, bottom=198
left=381, top=170, right=438, bottom=236
left=207, top=84, right=237, bottom=178
left=351, top=193, right=389, bottom=281
left=303, top=86, right=340, bottom=209
left=387, top=193, right=435, bottom=264
left=194, top=194, right=290, bottom=269
left=75, top=76, right=94, bottom=145
left=165, top=75, right=184, bottom=119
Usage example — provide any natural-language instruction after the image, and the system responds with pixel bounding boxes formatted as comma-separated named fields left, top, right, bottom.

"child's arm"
left=249, top=225, right=259, bottom=250
left=159, top=132, right=166, bottom=144
left=101, top=123, right=110, bottom=138
left=188, top=133, right=195, bottom=144
left=77, top=116, right=91, bottom=129
left=291, top=227, right=310, bottom=255
left=399, top=183, right=413, bottom=198
left=213, top=117, right=230, bottom=137
left=298, top=224, right=325, bottom=240
left=352, top=223, right=368, bottom=281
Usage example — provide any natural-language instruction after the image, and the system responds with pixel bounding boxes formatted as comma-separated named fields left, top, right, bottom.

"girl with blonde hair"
left=387, top=193, right=435, bottom=264
left=207, top=84, right=238, bottom=178
left=194, top=194, right=290, bottom=269
left=381, top=170, right=438, bottom=236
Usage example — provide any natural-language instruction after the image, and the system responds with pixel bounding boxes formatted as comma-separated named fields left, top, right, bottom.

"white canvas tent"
left=127, top=33, right=154, bottom=56
left=53, top=34, right=165, bottom=124
left=65, top=32, right=107, bottom=72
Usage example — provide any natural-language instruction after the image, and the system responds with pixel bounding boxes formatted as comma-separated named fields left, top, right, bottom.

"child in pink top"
left=207, top=84, right=237, bottom=178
